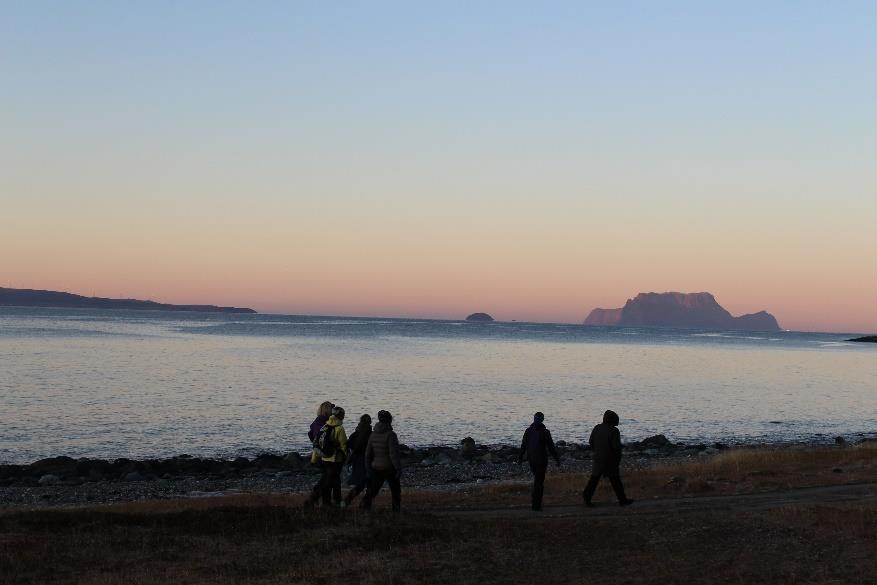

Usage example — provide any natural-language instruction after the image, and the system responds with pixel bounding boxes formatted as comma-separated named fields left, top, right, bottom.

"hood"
left=529, top=421, right=546, bottom=431
left=355, top=421, right=372, bottom=435
left=373, top=421, right=393, bottom=433
left=327, top=415, right=343, bottom=426
left=602, top=410, right=619, bottom=426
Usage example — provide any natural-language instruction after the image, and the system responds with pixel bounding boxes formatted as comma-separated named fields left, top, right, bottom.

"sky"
left=2, top=1, right=875, bottom=332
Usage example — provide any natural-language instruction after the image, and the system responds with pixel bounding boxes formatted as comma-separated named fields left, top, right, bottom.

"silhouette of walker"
left=518, top=411, right=561, bottom=511
left=583, top=410, right=634, bottom=507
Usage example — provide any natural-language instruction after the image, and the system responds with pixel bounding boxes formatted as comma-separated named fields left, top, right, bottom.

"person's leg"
left=320, top=462, right=334, bottom=505
left=582, top=472, right=601, bottom=505
left=345, top=480, right=367, bottom=504
left=530, top=463, right=547, bottom=510
left=387, top=470, right=401, bottom=511
left=330, top=462, right=343, bottom=504
left=607, top=470, right=631, bottom=504
left=362, top=469, right=386, bottom=510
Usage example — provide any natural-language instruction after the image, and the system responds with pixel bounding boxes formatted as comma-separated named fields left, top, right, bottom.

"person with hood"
left=361, top=410, right=402, bottom=511
left=306, top=406, right=348, bottom=507
left=582, top=409, right=634, bottom=507
left=342, top=413, right=372, bottom=507
left=518, top=411, right=561, bottom=511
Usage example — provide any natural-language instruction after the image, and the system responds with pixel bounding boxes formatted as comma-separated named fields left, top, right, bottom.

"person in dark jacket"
left=518, top=411, right=561, bottom=511
left=342, top=413, right=372, bottom=507
left=362, top=410, right=402, bottom=511
left=582, top=409, right=633, bottom=507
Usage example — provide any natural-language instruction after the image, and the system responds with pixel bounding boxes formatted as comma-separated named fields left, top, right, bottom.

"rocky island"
left=465, top=312, right=494, bottom=322
left=848, top=336, right=877, bottom=343
left=584, top=292, right=780, bottom=331
left=0, top=287, right=256, bottom=314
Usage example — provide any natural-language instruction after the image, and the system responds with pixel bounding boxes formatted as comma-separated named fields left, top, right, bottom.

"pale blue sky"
left=2, top=2, right=876, bottom=330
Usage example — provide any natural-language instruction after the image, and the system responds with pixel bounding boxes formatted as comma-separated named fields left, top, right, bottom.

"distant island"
left=848, top=336, right=877, bottom=343
left=465, top=312, right=494, bottom=322
left=0, top=287, right=256, bottom=314
left=584, top=292, right=780, bottom=331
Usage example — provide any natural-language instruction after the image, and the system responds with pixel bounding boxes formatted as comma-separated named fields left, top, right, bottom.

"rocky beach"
left=3, top=435, right=873, bottom=509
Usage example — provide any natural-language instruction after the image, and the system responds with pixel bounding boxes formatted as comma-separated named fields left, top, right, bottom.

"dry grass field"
left=2, top=444, right=876, bottom=585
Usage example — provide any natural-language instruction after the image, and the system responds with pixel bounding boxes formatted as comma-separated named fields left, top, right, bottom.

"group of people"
left=519, top=409, right=634, bottom=511
left=305, top=401, right=402, bottom=511
left=305, top=400, right=634, bottom=513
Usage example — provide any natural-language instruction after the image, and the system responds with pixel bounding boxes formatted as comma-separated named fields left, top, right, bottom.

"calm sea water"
left=1, top=307, right=875, bottom=464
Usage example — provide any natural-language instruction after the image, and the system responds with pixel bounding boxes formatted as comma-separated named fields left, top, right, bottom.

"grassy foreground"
left=2, top=444, right=876, bottom=585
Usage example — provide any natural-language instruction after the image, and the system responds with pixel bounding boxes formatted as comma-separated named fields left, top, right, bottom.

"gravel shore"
left=2, top=435, right=870, bottom=509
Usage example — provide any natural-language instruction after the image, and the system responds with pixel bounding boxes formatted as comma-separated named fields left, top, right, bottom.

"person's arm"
left=518, top=428, right=529, bottom=464
left=545, top=429, right=561, bottom=465
left=365, top=436, right=374, bottom=474
left=588, top=426, right=596, bottom=450
left=336, top=426, right=348, bottom=461
left=389, top=431, right=402, bottom=474
left=610, top=427, right=622, bottom=463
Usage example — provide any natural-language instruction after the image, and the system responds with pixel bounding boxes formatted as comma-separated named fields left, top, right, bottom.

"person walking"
left=361, top=410, right=402, bottom=512
left=342, top=413, right=372, bottom=507
left=518, top=411, right=561, bottom=511
left=582, top=409, right=633, bottom=507
left=306, top=406, right=348, bottom=507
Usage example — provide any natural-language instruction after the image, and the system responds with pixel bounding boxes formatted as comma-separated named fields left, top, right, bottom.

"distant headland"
left=0, top=287, right=256, bottom=314
left=465, top=312, right=494, bottom=322
left=584, top=292, right=781, bottom=332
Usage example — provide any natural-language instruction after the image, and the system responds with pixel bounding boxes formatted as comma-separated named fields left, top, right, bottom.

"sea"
left=1, top=307, right=875, bottom=465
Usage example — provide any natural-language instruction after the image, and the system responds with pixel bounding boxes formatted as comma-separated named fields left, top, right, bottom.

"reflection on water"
left=1, top=307, right=875, bottom=463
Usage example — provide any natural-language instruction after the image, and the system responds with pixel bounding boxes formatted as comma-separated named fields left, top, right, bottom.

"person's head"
left=318, top=401, right=334, bottom=417
left=377, top=410, right=392, bottom=424
left=602, top=409, right=619, bottom=426
left=332, top=406, right=345, bottom=420
left=359, top=413, right=372, bottom=427
left=533, top=412, right=545, bottom=424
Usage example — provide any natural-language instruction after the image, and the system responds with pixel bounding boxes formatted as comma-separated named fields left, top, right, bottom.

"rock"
left=30, top=456, right=78, bottom=478
left=465, top=313, right=494, bottom=322
left=420, top=458, right=435, bottom=467
left=847, top=335, right=877, bottom=343
left=38, top=474, right=60, bottom=486
left=274, top=471, right=293, bottom=478
left=436, top=453, right=454, bottom=465
left=555, top=440, right=567, bottom=447
left=479, top=452, right=497, bottom=464
left=123, top=471, right=145, bottom=482
left=832, top=468, right=844, bottom=473
left=460, top=437, right=477, bottom=458
left=641, top=434, right=673, bottom=448
left=713, top=442, right=729, bottom=450
left=583, top=291, right=780, bottom=331
left=834, top=436, right=847, bottom=446
left=283, top=453, right=305, bottom=469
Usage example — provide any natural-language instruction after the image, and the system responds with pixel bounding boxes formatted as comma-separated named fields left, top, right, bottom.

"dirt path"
left=426, top=482, right=877, bottom=518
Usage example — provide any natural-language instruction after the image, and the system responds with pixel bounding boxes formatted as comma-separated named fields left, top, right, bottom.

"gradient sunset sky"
left=2, top=2, right=875, bottom=332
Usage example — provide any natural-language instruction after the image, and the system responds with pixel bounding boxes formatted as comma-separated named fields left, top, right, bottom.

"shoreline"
left=3, top=435, right=873, bottom=510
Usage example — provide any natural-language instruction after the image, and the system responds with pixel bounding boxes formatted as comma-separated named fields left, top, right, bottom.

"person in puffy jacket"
left=342, top=413, right=372, bottom=507
left=582, top=409, right=633, bottom=507
left=518, top=411, right=561, bottom=511
left=361, top=410, right=402, bottom=511
left=306, top=406, right=348, bottom=507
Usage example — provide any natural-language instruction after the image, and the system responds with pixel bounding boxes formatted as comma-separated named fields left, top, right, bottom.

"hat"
left=377, top=410, right=392, bottom=423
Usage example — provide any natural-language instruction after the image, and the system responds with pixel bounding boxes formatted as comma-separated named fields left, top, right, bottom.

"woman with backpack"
left=361, top=410, right=402, bottom=512
left=306, top=406, right=348, bottom=507
left=308, top=401, right=334, bottom=442
left=341, top=413, right=372, bottom=508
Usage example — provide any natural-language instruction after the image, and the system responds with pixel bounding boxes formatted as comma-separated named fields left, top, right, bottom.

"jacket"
left=308, top=414, right=329, bottom=442
left=310, top=415, right=348, bottom=464
left=589, top=410, right=622, bottom=474
left=365, top=421, right=401, bottom=472
left=518, top=422, right=560, bottom=466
